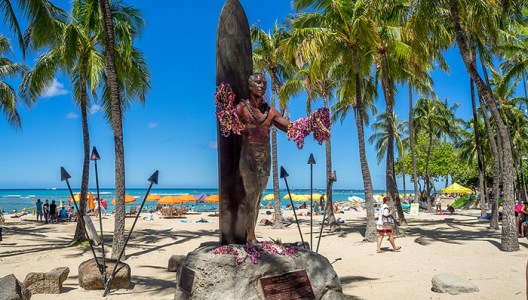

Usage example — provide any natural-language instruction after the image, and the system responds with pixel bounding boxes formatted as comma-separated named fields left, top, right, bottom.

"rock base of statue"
left=173, top=245, right=344, bottom=300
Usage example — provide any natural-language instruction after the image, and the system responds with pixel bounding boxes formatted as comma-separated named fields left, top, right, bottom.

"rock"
left=174, top=245, right=344, bottom=300
left=24, top=267, right=69, bottom=294
left=0, top=274, right=31, bottom=300
left=431, top=273, right=479, bottom=295
left=78, top=258, right=130, bottom=290
left=168, top=255, right=186, bottom=272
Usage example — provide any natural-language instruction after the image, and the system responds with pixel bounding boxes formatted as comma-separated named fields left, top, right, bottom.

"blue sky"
left=0, top=0, right=522, bottom=190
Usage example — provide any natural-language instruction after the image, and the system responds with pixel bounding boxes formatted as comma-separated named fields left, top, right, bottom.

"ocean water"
left=0, top=188, right=376, bottom=214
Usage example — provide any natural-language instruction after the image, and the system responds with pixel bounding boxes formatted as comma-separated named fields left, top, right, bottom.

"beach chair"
left=159, top=207, right=173, bottom=219
left=125, top=206, right=138, bottom=218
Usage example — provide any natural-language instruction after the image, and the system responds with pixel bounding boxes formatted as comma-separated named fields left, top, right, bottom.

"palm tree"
left=413, top=98, right=459, bottom=210
left=449, top=0, right=518, bottom=251
left=0, top=35, right=26, bottom=128
left=251, top=22, right=293, bottom=229
left=292, top=0, right=379, bottom=240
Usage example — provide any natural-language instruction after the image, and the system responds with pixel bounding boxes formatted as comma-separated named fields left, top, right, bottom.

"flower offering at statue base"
left=213, top=240, right=301, bottom=265
left=214, top=83, right=244, bottom=137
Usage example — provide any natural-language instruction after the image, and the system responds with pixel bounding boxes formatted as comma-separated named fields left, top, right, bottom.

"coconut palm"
left=251, top=21, right=294, bottom=229
left=449, top=0, right=519, bottom=251
left=21, top=0, right=149, bottom=250
left=0, top=35, right=26, bottom=128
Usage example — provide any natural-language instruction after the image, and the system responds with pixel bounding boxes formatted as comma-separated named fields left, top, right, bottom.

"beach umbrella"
left=146, top=194, right=161, bottom=201
left=283, top=193, right=295, bottom=199
left=204, top=195, right=219, bottom=203
left=293, top=194, right=310, bottom=201
left=195, top=193, right=208, bottom=202
left=159, top=195, right=182, bottom=205
left=111, top=194, right=136, bottom=205
left=179, top=194, right=198, bottom=202
left=68, top=193, right=80, bottom=202
left=440, top=183, right=472, bottom=194
left=88, top=192, right=95, bottom=210
left=348, top=196, right=365, bottom=203
left=262, top=193, right=274, bottom=200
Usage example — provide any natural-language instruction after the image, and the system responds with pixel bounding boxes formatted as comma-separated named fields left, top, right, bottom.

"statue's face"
left=250, top=74, right=267, bottom=98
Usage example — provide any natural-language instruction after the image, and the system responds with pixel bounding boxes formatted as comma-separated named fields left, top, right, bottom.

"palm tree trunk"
left=98, top=0, right=127, bottom=258
left=270, top=77, right=282, bottom=229
left=74, top=71, right=89, bottom=242
left=409, top=85, right=419, bottom=204
left=450, top=0, right=517, bottom=251
left=470, top=76, right=486, bottom=216
left=323, top=96, right=338, bottom=232
left=379, top=52, right=404, bottom=225
left=351, top=46, right=376, bottom=241
left=425, top=131, right=433, bottom=212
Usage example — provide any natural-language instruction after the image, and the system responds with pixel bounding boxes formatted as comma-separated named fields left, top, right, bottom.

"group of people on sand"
left=35, top=199, right=75, bottom=224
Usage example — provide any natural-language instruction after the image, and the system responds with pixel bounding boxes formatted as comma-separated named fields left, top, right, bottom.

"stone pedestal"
left=78, top=258, right=131, bottom=290
left=174, top=245, right=344, bottom=300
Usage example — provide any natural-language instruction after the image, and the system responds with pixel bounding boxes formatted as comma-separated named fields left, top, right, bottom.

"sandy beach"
left=0, top=208, right=526, bottom=299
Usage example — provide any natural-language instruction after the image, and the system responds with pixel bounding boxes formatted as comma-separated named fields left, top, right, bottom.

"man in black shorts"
left=49, top=200, right=57, bottom=224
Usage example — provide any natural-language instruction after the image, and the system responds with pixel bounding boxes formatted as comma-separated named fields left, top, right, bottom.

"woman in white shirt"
left=376, top=197, right=401, bottom=253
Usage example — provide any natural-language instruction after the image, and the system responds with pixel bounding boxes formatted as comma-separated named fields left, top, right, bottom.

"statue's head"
left=249, top=73, right=267, bottom=99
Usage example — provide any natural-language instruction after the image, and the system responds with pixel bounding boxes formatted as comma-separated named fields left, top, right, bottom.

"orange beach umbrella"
left=88, top=192, right=95, bottom=210
left=146, top=194, right=161, bottom=201
left=158, top=195, right=183, bottom=205
left=178, top=194, right=198, bottom=202
left=204, top=195, right=219, bottom=203
left=112, top=194, right=136, bottom=205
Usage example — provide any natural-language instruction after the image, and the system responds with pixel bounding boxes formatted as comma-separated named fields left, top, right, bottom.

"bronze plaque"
left=179, top=266, right=195, bottom=294
left=259, top=270, right=315, bottom=300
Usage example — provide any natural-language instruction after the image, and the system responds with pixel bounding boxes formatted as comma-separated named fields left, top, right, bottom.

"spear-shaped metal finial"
left=60, top=167, right=71, bottom=181
left=280, top=166, right=289, bottom=178
left=90, top=147, right=101, bottom=161
left=148, top=170, right=159, bottom=184
left=307, top=153, right=316, bottom=165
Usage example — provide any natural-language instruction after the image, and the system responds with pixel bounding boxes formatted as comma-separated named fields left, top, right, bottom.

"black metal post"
left=103, top=171, right=158, bottom=296
left=60, top=167, right=103, bottom=272
left=316, top=214, right=326, bottom=253
left=280, top=166, right=305, bottom=249
left=90, top=147, right=107, bottom=282
left=308, top=154, right=315, bottom=251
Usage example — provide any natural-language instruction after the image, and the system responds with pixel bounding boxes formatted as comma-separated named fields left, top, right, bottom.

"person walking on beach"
left=376, top=197, right=401, bottom=253
left=36, top=199, right=43, bottom=222
left=43, top=199, right=49, bottom=224
left=49, top=200, right=57, bottom=224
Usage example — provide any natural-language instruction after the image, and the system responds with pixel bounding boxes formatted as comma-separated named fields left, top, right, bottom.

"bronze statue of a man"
left=236, top=73, right=289, bottom=245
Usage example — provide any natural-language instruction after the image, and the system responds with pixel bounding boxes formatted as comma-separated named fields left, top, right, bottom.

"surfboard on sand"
left=216, top=0, right=253, bottom=244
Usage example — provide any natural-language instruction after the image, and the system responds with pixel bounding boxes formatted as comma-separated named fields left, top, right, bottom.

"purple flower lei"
left=214, top=83, right=244, bottom=137
left=287, top=107, right=331, bottom=149
left=213, top=241, right=301, bottom=265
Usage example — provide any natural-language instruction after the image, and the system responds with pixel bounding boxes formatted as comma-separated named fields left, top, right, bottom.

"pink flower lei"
left=212, top=241, right=301, bottom=265
left=214, top=83, right=244, bottom=137
left=287, top=107, right=331, bottom=149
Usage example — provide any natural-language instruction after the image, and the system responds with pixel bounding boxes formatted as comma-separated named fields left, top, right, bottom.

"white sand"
left=0, top=209, right=525, bottom=299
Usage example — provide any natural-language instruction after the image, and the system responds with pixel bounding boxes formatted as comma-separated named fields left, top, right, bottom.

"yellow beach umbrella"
left=283, top=193, right=296, bottom=199
left=146, top=194, right=161, bottom=201
left=204, top=195, right=219, bottom=203
left=112, top=194, right=136, bottom=205
left=179, top=194, right=198, bottom=202
left=441, top=183, right=472, bottom=194
left=159, top=195, right=182, bottom=205
left=68, top=193, right=80, bottom=202
left=262, top=194, right=274, bottom=200
left=293, top=194, right=310, bottom=201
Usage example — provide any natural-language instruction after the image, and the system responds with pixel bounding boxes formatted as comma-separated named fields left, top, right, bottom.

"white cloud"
left=88, top=104, right=101, bottom=115
left=148, top=123, right=158, bottom=129
left=209, top=141, right=217, bottom=149
left=41, top=78, right=69, bottom=98
left=66, top=112, right=78, bottom=119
